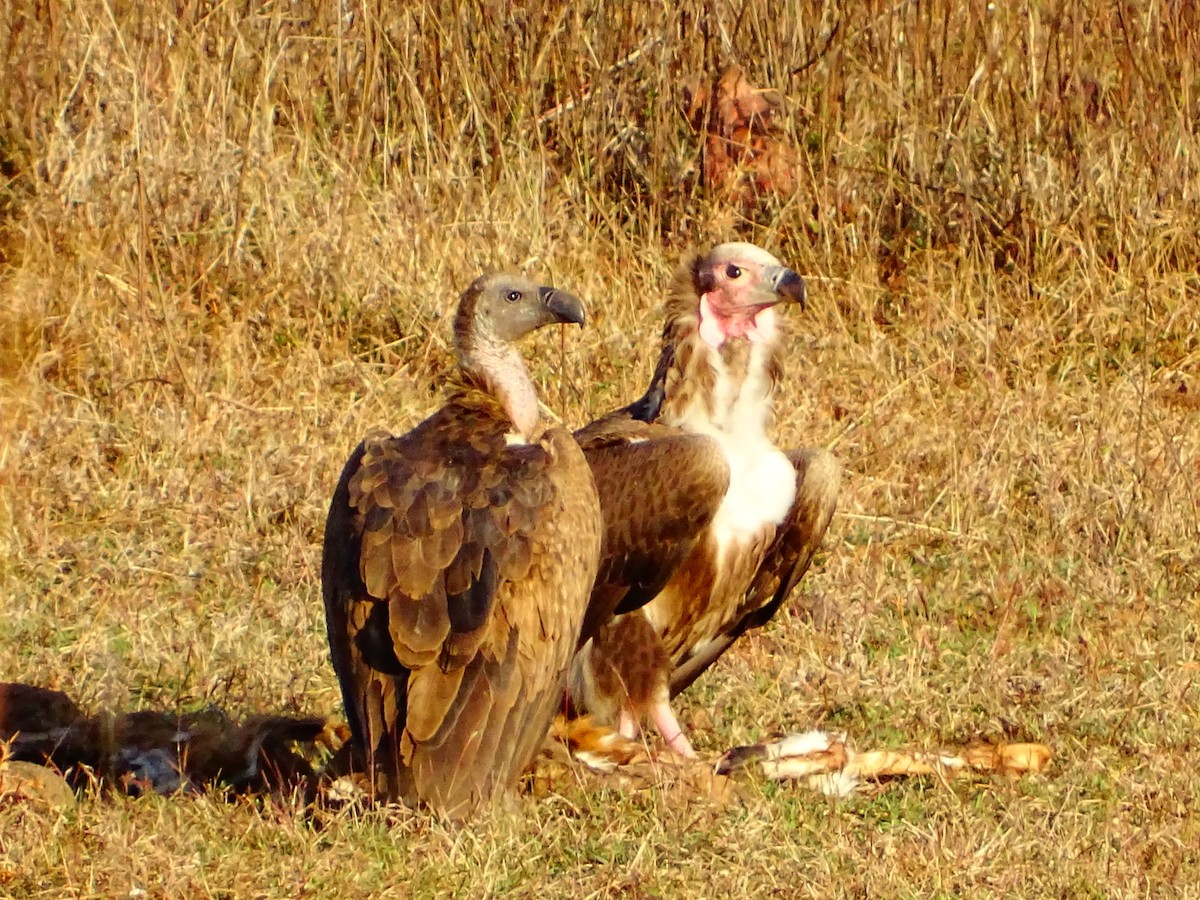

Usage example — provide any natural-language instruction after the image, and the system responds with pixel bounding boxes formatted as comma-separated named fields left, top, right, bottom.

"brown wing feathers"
left=322, top=274, right=600, bottom=817
left=574, top=426, right=730, bottom=643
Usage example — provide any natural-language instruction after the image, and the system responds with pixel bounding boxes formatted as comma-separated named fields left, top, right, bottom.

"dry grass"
left=1, top=0, right=1198, bottom=895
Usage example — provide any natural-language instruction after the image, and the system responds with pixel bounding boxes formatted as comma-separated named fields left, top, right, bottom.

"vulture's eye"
left=505, top=290, right=522, bottom=303
left=725, top=264, right=742, bottom=279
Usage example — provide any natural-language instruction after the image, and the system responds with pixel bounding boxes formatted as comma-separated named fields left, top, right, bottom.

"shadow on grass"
left=0, top=682, right=338, bottom=803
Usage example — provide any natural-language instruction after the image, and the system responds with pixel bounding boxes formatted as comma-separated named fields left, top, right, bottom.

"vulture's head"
left=455, top=273, right=586, bottom=358
left=686, top=242, right=805, bottom=348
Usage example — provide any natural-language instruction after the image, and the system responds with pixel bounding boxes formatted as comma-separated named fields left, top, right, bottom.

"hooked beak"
left=763, top=265, right=807, bottom=310
left=539, top=286, right=586, bottom=326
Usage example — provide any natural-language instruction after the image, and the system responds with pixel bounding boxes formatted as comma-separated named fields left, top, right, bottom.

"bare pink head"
left=691, top=243, right=806, bottom=348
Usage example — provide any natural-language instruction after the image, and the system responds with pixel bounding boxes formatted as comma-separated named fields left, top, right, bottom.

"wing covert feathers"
left=322, top=399, right=601, bottom=818
left=576, top=425, right=729, bottom=643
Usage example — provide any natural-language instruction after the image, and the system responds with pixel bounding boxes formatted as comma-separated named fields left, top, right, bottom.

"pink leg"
left=649, top=700, right=696, bottom=759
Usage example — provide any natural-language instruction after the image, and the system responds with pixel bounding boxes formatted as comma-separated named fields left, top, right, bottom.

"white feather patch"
left=673, top=337, right=796, bottom=544
left=709, top=441, right=796, bottom=542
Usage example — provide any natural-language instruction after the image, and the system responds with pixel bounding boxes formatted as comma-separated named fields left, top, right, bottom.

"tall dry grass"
left=1, top=0, right=1199, bottom=895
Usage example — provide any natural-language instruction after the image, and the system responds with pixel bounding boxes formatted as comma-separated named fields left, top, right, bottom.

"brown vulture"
left=322, top=273, right=602, bottom=817
left=570, top=243, right=840, bottom=757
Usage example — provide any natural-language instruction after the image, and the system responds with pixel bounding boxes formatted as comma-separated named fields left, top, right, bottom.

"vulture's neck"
left=458, top=339, right=540, bottom=440
left=638, top=280, right=781, bottom=438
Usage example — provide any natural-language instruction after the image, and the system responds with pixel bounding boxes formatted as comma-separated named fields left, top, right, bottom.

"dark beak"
left=539, top=286, right=586, bottom=326
left=764, top=265, right=807, bottom=310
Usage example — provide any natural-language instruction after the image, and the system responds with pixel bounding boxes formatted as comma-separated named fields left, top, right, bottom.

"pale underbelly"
left=646, top=523, right=777, bottom=663
left=646, top=423, right=798, bottom=663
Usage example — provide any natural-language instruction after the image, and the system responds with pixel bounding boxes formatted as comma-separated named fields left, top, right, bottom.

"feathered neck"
left=454, top=328, right=540, bottom=440
left=630, top=254, right=782, bottom=431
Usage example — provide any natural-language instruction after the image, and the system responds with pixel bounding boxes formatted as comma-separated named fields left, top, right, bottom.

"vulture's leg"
left=648, top=699, right=696, bottom=758
left=669, top=447, right=840, bottom=698
left=580, top=611, right=699, bottom=756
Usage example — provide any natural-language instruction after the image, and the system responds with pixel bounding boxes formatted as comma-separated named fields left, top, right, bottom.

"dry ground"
left=1, top=1, right=1198, bottom=896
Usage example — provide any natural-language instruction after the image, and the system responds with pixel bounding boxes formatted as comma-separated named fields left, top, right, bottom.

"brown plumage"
left=570, top=243, right=840, bottom=757
left=322, top=273, right=602, bottom=818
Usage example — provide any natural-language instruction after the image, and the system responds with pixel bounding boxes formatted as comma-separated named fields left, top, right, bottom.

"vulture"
left=322, top=273, right=602, bottom=818
left=570, top=243, right=840, bottom=757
